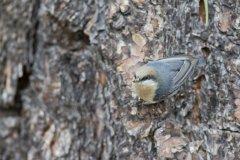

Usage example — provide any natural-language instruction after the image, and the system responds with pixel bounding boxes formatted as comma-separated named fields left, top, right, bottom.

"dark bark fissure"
left=12, top=0, right=41, bottom=113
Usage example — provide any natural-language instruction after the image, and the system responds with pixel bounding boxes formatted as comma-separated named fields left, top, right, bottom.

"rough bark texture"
left=1, top=0, right=240, bottom=159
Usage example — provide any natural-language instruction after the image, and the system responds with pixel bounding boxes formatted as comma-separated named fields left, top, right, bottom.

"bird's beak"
left=133, top=78, right=140, bottom=83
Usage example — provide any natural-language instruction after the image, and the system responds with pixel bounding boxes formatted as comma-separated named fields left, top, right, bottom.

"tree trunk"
left=1, top=0, right=240, bottom=159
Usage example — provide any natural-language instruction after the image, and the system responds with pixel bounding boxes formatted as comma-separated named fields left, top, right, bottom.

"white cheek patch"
left=142, top=79, right=156, bottom=86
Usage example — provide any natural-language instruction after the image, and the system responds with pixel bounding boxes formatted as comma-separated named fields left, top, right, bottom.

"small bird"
left=132, top=55, right=198, bottom=104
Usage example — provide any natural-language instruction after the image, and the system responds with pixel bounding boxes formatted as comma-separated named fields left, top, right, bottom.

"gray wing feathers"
left=173, top=60, right=192, bottom=86
left=147, top=55, right=197, bottom=100
left=160, top=56, right=197, bottom=93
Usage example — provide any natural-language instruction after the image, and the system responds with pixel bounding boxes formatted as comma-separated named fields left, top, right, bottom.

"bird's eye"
left=140, top=75, right=156, bottom=81
left=141, top=75, right=151, bottom=81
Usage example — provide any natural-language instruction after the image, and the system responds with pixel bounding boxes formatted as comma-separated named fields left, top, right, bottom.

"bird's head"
left=132, top=65, right=159, bottom=103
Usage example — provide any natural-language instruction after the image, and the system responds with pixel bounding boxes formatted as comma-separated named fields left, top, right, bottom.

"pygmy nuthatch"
left=132, top=55, right=198, bottom=103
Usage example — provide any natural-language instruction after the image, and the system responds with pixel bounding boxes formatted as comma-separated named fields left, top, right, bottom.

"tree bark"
left=1, top=0, right=240, bottom=159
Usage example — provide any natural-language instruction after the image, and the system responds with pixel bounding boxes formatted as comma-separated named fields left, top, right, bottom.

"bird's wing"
left=159, top=55, right=198, bottom=92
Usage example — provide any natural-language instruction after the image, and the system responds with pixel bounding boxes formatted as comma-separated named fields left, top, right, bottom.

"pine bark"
left=0, top=0, right=240, bottom=159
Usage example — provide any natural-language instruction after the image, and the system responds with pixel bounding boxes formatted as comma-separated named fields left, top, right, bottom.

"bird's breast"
left=133, top=82, right=157, bottom=103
